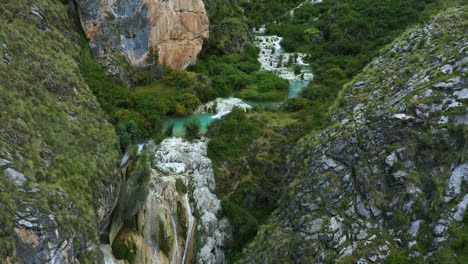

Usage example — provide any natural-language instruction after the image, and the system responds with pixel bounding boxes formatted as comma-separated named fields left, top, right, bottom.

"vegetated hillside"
left=201, top=0, right=253, bottom=57
left=240, top=5, right=468, bottom=264
left=0, top=1, right=121, bottom=262
left=241, top=0, right=446, bottom=131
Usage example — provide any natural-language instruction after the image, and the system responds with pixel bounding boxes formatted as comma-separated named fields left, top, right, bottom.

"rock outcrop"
left=76, top=0, right=209, bottom=70
left=241, top=6, right=468, bottom=263
left=110, top=138, right=231, bottom=263
left=151, top=137, right=231, bottom=264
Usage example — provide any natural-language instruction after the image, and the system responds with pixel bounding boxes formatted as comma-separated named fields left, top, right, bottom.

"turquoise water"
left=162, top=81, right=309, bottom=137
left=163, top=113, right=215, bottom=137
left=288, top=80, right=309, bottom=98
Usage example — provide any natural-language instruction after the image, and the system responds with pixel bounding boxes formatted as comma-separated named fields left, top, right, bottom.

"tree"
left=293, top=65, right=301, bottom=75
left=164, top=123, right=174, bottom=137
left=178, top=93, right=201, bottom=114
left=184, top=120, right=201, bottom=141
left=147, top=47, right=159, bottom=66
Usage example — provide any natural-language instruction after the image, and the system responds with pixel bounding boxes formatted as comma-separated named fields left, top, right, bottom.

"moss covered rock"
left=240, top=5, right=468, bottom=264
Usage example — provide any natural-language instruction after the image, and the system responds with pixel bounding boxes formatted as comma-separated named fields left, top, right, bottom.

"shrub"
left=283, top=98, right=308, bottom=112
left=184, top=119, right=201, bottom=141
left=207, top=107, right=263, bottom=164
left=178, top=93, right=202, bottom=114
left=163, top=69, right=192, bottom=88
left=293, top=65, right=301, bottom=75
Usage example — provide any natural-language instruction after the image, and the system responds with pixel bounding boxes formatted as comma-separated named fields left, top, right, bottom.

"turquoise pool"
left=162, top=80, right=309, bottom=137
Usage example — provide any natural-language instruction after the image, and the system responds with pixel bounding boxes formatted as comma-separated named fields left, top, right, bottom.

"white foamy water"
left=254, top=31, right=314, bottom=81
left=182, top=193, right=195, bottom=264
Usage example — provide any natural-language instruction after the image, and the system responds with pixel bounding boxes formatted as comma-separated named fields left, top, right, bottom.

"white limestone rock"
left=4, top=168, right=26, bottom=186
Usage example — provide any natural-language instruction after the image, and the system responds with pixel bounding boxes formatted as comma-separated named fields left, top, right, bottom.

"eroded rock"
left=76, top=0, right=209, bottom=70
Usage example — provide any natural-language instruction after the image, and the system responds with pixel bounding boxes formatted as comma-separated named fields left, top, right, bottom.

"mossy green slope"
left=240, top=5, right=467, bottom=264
left=0, top=1, right=121, bottom=262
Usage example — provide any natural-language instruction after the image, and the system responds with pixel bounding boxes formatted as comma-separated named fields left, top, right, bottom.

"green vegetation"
left=184, top=119, right=201, bottom=141
left=207, top=109, right=302, bottom=262
left=235, top=71, right=289, bottom=101
left=176, top=178, right=187, bottom=194
left=221, top=197, right=259, bottom=257
left=119, top=148, right=151, bottom=217
left=81, top=35, right=214, bottom=149
left=240, top=0, right=445, bottom=130
left=0, top=0, right=122, bottom=260
left=207, top=107, right=264, bottom=164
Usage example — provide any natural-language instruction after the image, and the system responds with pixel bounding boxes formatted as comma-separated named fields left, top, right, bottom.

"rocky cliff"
left=199, top=0, right=253, bottom=56
left=109, top=138, right=231, bottom=264
left=240, top=6, right=468, bottom=263
left=0, top=1, right=121, bottom=262
left=76, top=0, right=209, bottom=72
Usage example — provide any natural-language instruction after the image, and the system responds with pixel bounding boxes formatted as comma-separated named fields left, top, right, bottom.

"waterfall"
left=169, top=190, right=179, bottom=264
left=101, top=245, right=117, bottom=264
left=146, top=187, right=159, bottom=262
left=182, top=193, right=194, bottom=264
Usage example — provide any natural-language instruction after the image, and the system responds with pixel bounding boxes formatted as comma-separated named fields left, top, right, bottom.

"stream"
left=163, top=29, right=313, bottom=137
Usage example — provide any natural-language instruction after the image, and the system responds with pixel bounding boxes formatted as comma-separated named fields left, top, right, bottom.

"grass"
left=235, top=87, right=286, bottom=101
left=0, top=0, right=121, bottom=260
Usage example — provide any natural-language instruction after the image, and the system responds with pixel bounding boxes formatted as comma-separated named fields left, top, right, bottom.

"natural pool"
left=162, top=80, right=309, bottom=137
left=163, top=28, right=313, bottom=137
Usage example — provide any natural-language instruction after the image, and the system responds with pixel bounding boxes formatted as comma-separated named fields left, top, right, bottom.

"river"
left=163, top=29, right=313, bottom=137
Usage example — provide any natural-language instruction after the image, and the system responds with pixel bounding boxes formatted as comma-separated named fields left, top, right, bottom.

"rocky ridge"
left=241, top=6, right=467, bottom=263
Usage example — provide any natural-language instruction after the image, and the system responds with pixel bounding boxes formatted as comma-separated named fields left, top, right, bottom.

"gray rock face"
left=409, top=220, right=423, bottom=238
left=444, top=164, right=468, bottom=203
left=0, top=158, right=12, bottom=167
left=453, top=195, right=468, bottom=221
left=76, top=0, right=209, bottom=71
left=4, top=168, right=26, bottom=186
left=152, top=137, right=231, bottom=264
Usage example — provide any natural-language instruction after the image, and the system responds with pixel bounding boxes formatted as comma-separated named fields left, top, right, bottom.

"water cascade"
left=146, top=187, right=159, bottom=262
left=182, top=193, right=195, bottom=264
left=100, top=244, right=123, bottom=264
left=152, top=137, right=231, bottom=263
left=169, top=191, right=180, bottom=264
left=163, top=29, right=313, bottom=137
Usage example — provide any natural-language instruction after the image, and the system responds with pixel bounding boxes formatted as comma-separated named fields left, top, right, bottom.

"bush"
left=184, top=119, right=201, bottom=141
left=207, top=107, right=263, bottom=164
left=178, top=93, right=202, bottom=114
left=163, top=69, right=192, bottom=88
left=293, top=65, right=301, bottom=75
left=283, top=98, right=308, bottom=112
left=135, top=71, right=154, bottom=85
left=116, top=120, right=143, bottom=151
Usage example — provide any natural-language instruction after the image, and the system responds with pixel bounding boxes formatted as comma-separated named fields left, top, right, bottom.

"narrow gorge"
left=1, top=0, right=467, bottom=264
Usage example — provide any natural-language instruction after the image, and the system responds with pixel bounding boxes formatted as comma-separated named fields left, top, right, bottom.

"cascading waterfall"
left=146, top=187, right=159, bottom=262
left=152, top=137, right=231, bottom=263
left=101, top=245, right=118, bottom=264
left=169, top=190, right=179, bottom=264
left=182, top=193, right=194, bottom=264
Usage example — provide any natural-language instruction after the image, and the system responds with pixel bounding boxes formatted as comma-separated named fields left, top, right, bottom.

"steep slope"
left=0, top=1, right=121, bottom=262
left=200, top=0, right=253, bottom=56
left=241, top=6, right=467, bottom=263
left=76, top=0, right=209, bottom=71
